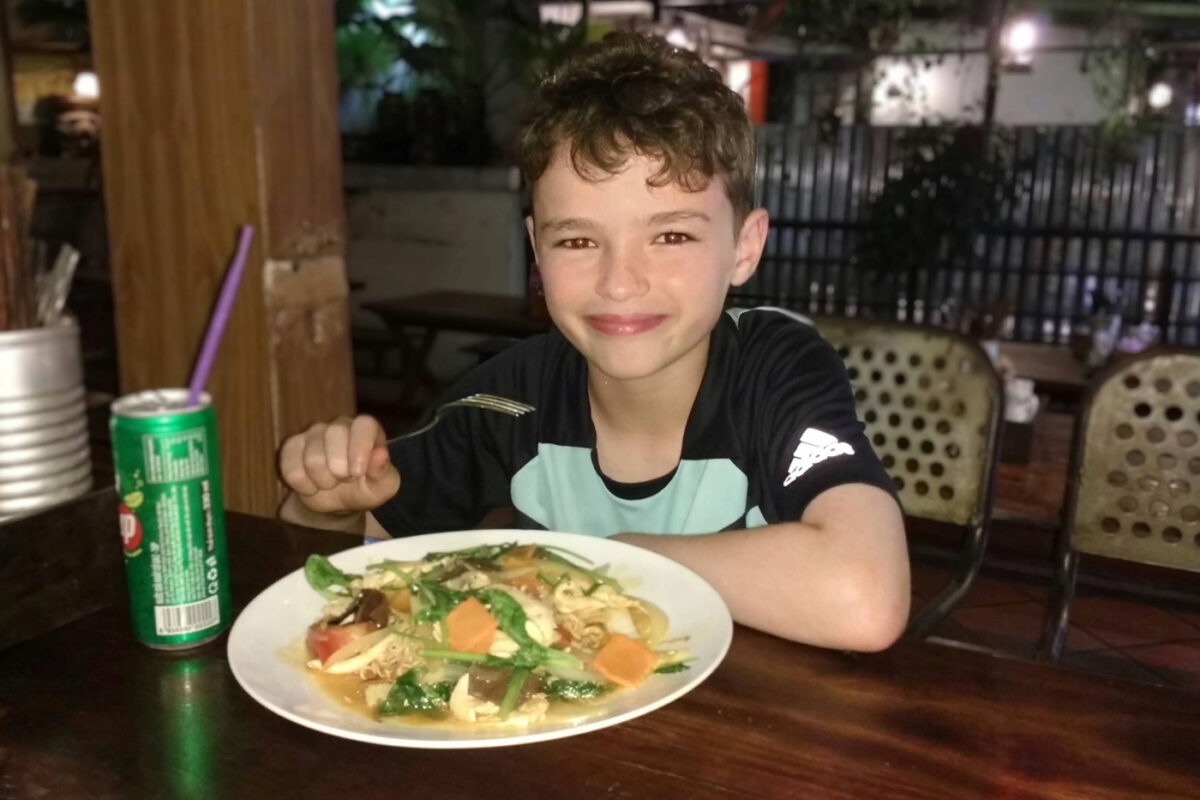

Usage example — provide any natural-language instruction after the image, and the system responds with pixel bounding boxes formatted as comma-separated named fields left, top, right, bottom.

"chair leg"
left=907, top=521, right=989, bottom=640
left=1038, top=538, right=1079, bottom=663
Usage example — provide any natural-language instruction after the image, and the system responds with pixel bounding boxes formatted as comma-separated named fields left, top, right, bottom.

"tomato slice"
left=552, top=623, right=573, bottom=650
left=305, top=622, right=374, bottom=665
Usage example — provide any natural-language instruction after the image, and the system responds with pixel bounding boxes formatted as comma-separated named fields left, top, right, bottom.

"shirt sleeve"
left=371, top=349, right=532, bottom=536
left=741, top=313, right=895, bottom=524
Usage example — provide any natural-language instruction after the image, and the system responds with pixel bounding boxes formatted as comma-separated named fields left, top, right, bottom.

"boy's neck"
left=587, top=334, right=711, bottom=440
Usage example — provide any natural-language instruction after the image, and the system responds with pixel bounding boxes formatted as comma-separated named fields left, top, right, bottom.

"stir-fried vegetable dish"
left=301, top=543, right=690, bottom=727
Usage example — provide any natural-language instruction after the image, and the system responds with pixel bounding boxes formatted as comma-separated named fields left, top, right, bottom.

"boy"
left=280, top=33, right=909, bottom=650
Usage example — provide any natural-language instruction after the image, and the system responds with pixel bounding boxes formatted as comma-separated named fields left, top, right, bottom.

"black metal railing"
left=739, top=124, right=1200, bottom=345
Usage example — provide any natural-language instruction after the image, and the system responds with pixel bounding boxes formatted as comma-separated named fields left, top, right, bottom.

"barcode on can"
left=154, top=596, right=221, bottom=636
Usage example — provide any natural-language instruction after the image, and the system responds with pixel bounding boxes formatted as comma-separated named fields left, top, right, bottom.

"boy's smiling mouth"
left=584, top=314, right=668, bottom=336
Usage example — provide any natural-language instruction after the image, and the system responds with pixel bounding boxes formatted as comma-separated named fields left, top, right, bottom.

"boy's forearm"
left=614, top=521, right=910, bottom=651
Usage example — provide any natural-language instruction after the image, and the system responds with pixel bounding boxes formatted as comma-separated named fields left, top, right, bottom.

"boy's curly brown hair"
left=518, top=32, right=756, bottom=228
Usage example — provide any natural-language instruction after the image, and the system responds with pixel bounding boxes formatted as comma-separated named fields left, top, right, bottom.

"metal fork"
left=391, top=393, right=535, bottom=442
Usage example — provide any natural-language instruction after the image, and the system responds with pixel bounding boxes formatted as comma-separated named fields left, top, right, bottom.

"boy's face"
left=527, top=147, right=767, bottom=384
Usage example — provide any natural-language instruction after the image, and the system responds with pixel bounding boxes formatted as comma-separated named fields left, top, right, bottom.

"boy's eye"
left=556, top=237, right=595, bottom=249
left=656, top=231, right=695, bottom=245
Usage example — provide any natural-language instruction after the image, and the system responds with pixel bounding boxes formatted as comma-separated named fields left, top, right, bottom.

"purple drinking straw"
left=186, top=225, right=255, bottom=407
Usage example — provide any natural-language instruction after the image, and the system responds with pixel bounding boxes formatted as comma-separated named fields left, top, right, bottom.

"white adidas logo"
left=783, top=428, right=854, bottom=487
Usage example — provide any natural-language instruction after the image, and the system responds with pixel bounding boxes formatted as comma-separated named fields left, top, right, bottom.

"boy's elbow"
left=838, top=568, right=910, bottom=652
left=851, top=598, right=909, bottom=652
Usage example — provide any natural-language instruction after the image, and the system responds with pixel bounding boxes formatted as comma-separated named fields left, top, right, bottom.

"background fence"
left=737, top=124, right=1200, bottom=345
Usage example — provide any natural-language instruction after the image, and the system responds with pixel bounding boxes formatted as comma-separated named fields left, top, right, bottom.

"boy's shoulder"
left=721, top=307, right=837, bottom=370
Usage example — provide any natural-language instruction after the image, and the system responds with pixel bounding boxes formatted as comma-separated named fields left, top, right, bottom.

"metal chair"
left=814, top=316, right=1004, bottom=639
left=1039, top=350, right=1200, bottom=662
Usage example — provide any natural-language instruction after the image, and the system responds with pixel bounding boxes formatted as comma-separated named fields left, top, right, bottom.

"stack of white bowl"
left=0, top=317, right=92, bottom=523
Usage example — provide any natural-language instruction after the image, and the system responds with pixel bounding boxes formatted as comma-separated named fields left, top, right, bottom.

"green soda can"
left=110, top=389, right=232, bottom=649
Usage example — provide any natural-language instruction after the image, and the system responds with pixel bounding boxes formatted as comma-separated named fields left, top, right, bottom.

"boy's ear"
left=525, top=215, right=537, bottom=257
left=730, top=208, right=769, bottom=287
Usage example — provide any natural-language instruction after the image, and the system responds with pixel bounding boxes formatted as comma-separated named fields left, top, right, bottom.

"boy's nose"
left=595, top=248, right=649, bottom=302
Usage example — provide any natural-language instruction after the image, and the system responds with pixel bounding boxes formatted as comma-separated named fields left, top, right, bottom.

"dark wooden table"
left=4, top=493, right=1200, bottom=799
left=998, top=342, right=1089, bottom=407
left=992, top=411, right=1074, bottom=529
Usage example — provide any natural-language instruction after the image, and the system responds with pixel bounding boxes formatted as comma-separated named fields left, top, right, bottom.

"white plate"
left=227, top=529, right=733, bottom=749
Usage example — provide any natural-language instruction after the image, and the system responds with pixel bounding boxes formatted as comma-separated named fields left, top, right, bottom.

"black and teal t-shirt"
left=373, top=308, right=892, bottom=537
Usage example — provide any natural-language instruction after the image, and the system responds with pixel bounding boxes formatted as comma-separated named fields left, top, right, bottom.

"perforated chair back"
left=815, top=316, right=1003, bottom=527
left=1068, top=351, right=1200, bottom=572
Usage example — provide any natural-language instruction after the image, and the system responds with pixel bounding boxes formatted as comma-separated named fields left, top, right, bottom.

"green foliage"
left=781, top=0, right=936, bottom=52
left=336, top=24, right=398, bottom=91
left=334, top=0, right=590, bottom=163
left=855, top=125, right=1015, bottom=311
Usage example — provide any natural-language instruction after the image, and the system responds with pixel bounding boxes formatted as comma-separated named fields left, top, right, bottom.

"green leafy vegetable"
left=477, top=590, right=537, bottom=648
left=411, top=581, right=467, bottom=626
left=535, top=547, right=620, bottom=591
left=426, top=681, right=454, bottom=705
left=476, top=589, right=582, bottom=671
left=425, top=543, right=519, bottom=563
left=535, top=543, right=595, bottom=564
left=420, top=649, right=514, bottom=668
left=377, top=669, right=454, bottom=717
left=544, top=679, right=611, bottom=702
left=363, top=560, right=417, bottom=586
left=497, top=667, right=531, bottom=719
left=654, top=661, right=692, bottom=674
left=536, top=571, right=563, bottom=588
left=304, top=555, right=356, bottom=599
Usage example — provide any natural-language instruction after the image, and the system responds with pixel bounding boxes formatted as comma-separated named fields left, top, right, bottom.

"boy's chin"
left=581, top=348, right=684, bottom=382
left=588, top=359, right=663, bottom=382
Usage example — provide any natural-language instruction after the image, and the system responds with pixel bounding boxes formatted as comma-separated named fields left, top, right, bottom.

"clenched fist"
left=279, top=415, right=400, bottom=516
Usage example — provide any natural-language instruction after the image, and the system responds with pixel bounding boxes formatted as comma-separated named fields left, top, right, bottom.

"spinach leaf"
left=304, top=554, right=356, bottom=598
left=544, top=679, right=611, bottom=702
left=377, top=669, right=454, bottom=717
left=429, top=680, right=455, bottom=705
left=477, top=589, right=538, bottom=649
left=476, top=590, right=581, bottom=671
left=411, top=581, right=467, bottom=626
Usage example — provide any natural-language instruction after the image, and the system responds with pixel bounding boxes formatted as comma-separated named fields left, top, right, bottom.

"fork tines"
left=461, top=393, right=534, bottom=416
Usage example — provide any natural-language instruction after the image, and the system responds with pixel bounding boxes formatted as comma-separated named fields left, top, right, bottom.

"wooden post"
left=88, top=1, right=355, bottom=516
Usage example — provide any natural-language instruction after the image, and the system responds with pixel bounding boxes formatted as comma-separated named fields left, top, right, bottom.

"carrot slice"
left=589, top=634, right=657, bottom=689
left=445, top=596, right=498, bottom=655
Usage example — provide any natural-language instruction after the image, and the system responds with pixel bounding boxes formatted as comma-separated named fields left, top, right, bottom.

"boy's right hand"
left=279, top=415, right=400, bottom=515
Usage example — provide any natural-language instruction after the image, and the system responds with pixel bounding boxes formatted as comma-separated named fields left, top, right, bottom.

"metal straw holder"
left=0, top=317, right=91, bottom=522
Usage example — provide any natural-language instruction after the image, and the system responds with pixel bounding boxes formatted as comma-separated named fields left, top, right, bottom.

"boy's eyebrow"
left=538, top=217, right=596, bottom=234
left=538, top=210, right=711, bottom=234
left=646, top=210, right=711, bottom=225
